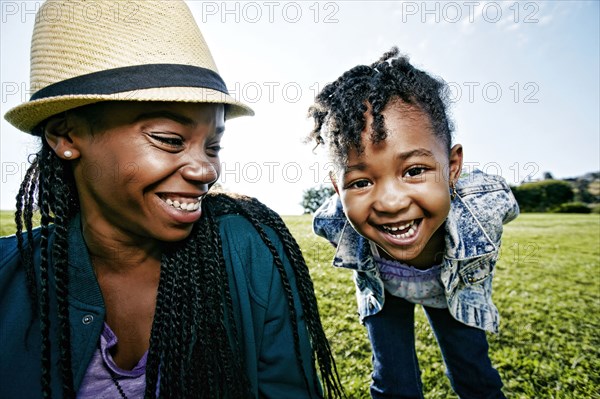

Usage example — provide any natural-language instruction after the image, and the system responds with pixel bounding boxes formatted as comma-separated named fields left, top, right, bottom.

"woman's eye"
left=150, top=134, right=184, bottom=148
left=206, top=145, right=223, bottom=157
left=405, top=167, right=426, bottom=178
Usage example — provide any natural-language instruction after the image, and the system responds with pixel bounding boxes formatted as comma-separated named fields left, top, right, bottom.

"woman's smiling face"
left=55, top=101, right=225, bottom=244
left=335, top=101, right=462, bottom=267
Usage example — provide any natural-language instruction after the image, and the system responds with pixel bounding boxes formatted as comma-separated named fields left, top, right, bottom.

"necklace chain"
left=109, top=370, right=128, bottom=399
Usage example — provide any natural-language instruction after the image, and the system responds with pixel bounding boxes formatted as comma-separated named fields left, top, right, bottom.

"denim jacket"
left=313, top=170, right=519, bottom=333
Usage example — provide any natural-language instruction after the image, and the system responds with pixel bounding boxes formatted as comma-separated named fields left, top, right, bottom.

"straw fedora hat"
left=5, top=0, right=254, bottom=133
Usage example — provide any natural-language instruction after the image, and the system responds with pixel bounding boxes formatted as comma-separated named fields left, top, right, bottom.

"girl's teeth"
left=383, top=220, right=414, bottom=231
left=382, top=221, right=416, bottom=238
left=399, top=226, right=416, bottom=239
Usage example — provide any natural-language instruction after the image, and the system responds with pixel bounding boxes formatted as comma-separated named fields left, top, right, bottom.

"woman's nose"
left=179, top=154, right=219, bottom=184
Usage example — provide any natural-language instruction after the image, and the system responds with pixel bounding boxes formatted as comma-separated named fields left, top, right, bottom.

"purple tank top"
left=77, top=322, right=148, bottom=398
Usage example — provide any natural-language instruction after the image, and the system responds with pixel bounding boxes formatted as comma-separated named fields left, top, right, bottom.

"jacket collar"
left=333, top=221, right=373, bottom=270
left=332, top=194, right=496, bottom=270
left=67, top=213, right=104, bottom=306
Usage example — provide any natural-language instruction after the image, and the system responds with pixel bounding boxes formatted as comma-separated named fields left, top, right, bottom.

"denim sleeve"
left=312, top=194, right=346, bottom=247
left=503, top=184, right=520, bottom=225
left=484, top=174, right=520, bottom=227
left=458, top=171, right=520, bottom=244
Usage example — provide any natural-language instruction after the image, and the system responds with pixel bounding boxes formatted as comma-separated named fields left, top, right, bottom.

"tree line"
left=301, top=172, right=600, bottom=214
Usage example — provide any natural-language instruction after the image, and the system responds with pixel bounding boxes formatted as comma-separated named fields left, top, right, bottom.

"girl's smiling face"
left=334, top=101, right=463, bottom=267
left=48, top=101, right=225, bottom=244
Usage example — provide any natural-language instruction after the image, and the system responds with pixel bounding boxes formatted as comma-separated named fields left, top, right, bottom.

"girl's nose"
left=373, top=180, right=411, bottom=213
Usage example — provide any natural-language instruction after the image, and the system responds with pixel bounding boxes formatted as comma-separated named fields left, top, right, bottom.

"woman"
left=0, top=1, right=343, bottom=398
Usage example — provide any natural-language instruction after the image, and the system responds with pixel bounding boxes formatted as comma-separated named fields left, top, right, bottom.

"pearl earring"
left=63, top=150, right=73, bottom=158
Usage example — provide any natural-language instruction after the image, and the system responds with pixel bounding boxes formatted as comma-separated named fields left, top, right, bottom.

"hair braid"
left=14, top=134, right=77, bottom=397
left=198, top=205, right=250, bottom=398
left=146, top=207, right=251, bottom=398
left=234, top=205, right=312, bottom=393
left=181, top=239, right=200, bottom=393
left=210, top=215, right=246, bottom=392
left=46, top=149, right=75, bottom=399
left=144, top=253, right=167, bottom=399
left=182, top=231, right=210, bottom=396
left=38, top=145, right=54, bottom=398
left=256, top=213, right=344, bottom=397
left=155, top=243, right=178, bottom=397
left=15, top=155, right=40, bottom=320
left=171, top=245, right=193, bottom=395
left=204, top=193, right=346, bottom=398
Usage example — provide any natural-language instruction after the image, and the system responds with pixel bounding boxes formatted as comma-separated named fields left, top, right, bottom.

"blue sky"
left=1, top=0, right=599, bottom=214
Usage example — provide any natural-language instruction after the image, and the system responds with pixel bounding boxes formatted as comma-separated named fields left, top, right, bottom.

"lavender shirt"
left=371, top=242, right=447, bottom=309
left=77, top=323, right=147, bottom=398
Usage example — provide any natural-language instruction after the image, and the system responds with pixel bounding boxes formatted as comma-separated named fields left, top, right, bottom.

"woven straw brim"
left=5, top=87, right=254, bottom=134
left=5, top=0, right=254, bottom=134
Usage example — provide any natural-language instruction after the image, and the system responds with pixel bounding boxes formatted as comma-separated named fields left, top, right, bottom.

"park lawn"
left=1, top=210, right=40, bottom=237
left=0, top=211, right=19, bottom=237
left=285, top=213, right=600, bottom=398
left=2, top=211, right=598, bottom=397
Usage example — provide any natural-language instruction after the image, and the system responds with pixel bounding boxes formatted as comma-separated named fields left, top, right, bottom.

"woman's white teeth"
left=165, top=198, right=201, bottom=211
left=382, top=220, right=416, bottom=238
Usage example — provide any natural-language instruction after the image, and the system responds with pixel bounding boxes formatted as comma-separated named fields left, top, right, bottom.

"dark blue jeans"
left=364, top=292, right=505, bottom=399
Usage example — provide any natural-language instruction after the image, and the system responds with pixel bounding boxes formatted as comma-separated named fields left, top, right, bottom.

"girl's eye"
left=150, top=133, right=184, bottom=149
left=346, top=179, right=372, bottom=189
left=405, top=167, right=426, bottom=178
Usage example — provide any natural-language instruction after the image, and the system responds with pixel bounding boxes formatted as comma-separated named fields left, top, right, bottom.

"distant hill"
left=562, top=171, right=600, bottom=204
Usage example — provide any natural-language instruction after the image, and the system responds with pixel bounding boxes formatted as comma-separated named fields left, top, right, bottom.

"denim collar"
left=332, top=194, right=496, bottom=271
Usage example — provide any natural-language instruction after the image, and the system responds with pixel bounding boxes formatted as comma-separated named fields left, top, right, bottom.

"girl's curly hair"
left=307, top=47, right=454, bottom=168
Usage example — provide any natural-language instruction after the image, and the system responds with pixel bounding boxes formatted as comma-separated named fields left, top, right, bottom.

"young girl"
left=308, top=48, right=519, bottom=398
left=0, top=1, right=343, bottom=398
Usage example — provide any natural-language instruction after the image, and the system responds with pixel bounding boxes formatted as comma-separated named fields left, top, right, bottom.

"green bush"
left=511, top=180, right=574, bottom=212
left=552, top=202, right=592, bottom=213
left=301, top=185, right=336, bottom=214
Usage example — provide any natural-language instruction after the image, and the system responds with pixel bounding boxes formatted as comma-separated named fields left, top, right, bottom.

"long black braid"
left=15, top=129, right=344, bottom=398
left=307, top=47, right=454, bottom=167
left=15, top=154, right=40, bottom=323
left=16, top=128, right=79, bottom=398
left=203, top=193, right=345, bottom=398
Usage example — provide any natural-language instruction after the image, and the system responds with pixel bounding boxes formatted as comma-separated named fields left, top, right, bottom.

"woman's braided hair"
left=307, top=47, right=454, bottom=168
left=15, top=125, right=344, bottom=398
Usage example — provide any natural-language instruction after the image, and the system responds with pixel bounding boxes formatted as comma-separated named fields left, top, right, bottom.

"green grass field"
left=0, top=211, right=20, bottom=237
left=285, top=213, right=600, bottom=398
left=2, top=211, right=599, bottom=397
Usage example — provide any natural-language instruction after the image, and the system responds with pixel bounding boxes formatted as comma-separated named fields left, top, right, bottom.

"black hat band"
left=30, top=64, right=229, bottom=101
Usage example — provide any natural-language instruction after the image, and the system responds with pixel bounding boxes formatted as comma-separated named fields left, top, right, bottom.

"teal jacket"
left=0, top=213, right=319, bottom=398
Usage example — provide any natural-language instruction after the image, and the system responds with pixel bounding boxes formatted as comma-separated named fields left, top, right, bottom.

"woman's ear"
left=44, top=114, right=81, bottom=160
left=449, top=144, right=463, bottom=183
